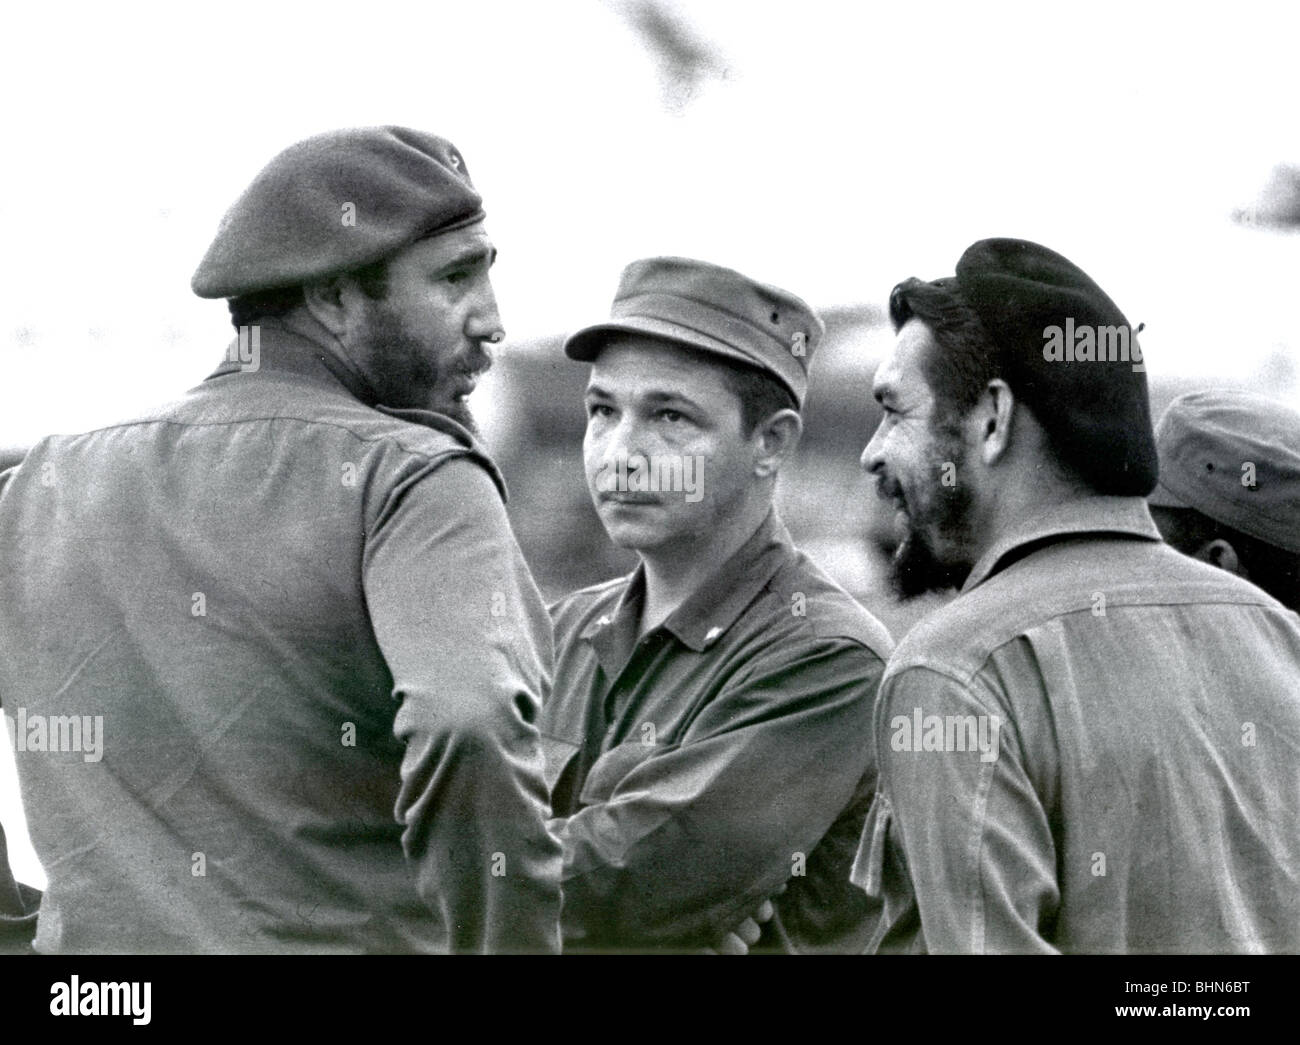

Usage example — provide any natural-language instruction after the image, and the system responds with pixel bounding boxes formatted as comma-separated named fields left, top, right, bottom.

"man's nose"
left=611, top=417, right=652, bottom=463
left=597, top=414, right=655, bottom=468
left=466, top=278, right=505, bottom=344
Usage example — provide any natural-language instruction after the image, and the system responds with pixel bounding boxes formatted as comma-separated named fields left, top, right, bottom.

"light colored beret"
left=192, top=126, right=484, bottom=299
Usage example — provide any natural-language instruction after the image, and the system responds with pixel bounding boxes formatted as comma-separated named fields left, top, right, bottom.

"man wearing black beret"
left=851, top=238, right=1300, bottom=952
left=0, top=127, right=561, bottom=953
left=541, top=257, right=893, bottom=952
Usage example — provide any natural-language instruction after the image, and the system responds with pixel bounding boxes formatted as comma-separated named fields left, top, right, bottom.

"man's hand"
left=701, top=892, right=781, bottom=954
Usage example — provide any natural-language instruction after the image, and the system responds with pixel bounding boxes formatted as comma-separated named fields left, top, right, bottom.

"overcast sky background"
left=3, top=0, right=1299, bottom=883
left=2, top=0, right=1300, bottom=452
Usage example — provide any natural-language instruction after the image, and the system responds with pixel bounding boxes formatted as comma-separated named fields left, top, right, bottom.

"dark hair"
left=889, top=276, right=1089, bottom=489
left=1151, top=505, right=1300, bottom=611
left=888, top=277, right=999, bottom=437
left=709, top=352, right=799, bottom=435
left=226, top=257, right=391, bottom=329
left=227, top=284, right=302, bottom=328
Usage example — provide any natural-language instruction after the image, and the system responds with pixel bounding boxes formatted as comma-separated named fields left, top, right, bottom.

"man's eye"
left=658, top=409, right=685, bottom=423
left=587, top=404, right=613, bottom=419
left=443, top=270, right=469, bottom=285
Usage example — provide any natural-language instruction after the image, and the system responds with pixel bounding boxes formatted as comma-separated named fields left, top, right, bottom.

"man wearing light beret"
left=0, top=127, right=562, bottom=953
left=852, top=237, right=1300, bottom=953
left=540, top=256, right=894, bottom=952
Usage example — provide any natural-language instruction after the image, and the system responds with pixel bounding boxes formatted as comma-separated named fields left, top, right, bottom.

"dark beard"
left=436, top=391, right=479, bottom=435
left=359, top=307, right=479, bottom=434
left=884, top=439, right=974, bottom=601
left=888, top=521, right=972, bottom=600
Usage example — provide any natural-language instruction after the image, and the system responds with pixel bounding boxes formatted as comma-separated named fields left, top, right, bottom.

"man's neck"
left=966, top=467, right=1096, bottom=573
left=636, top=502, right=769, bottom=636
left=255, top=314, right=380, bottom=404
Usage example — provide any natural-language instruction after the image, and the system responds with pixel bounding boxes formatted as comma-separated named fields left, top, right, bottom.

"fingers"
left=715, top=931, right=748, bottom=955
left=735, top=916, right=762, bottom=946
left=708, top=893, right=784, bottom=955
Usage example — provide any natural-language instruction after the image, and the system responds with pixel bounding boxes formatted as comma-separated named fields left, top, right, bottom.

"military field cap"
left=192, top=126, right=484, bottom=299
left=910, top=238, right=1157, bottom=496
left=1149, top=390, right=1300, bottom=554
left=563, top=256, right=825, bottom=407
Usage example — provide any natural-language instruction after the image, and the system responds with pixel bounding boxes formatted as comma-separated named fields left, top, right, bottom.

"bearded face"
left=354, top=299, right=489, bottom=433
left=342, top=224, right=501, bottom=431
left=874, top=429, right=975, bottom=599
left=861, top=319, right=979, bottom=600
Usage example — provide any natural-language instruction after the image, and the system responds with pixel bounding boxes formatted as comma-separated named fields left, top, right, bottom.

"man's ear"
left=972, top=378, right=1015, bottom=467
left=301, top=276, right=351, bottom=338
left=753, top=409, right=802, bottom=479
left=1195, top=538, right=1243, bottom=577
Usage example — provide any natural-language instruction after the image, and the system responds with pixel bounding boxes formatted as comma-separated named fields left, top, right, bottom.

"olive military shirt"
left=0, top=328, right=562, bottom=953
left=541, top=510, right=893, bottom=951
left=853, top=496, right=1300, bottom=953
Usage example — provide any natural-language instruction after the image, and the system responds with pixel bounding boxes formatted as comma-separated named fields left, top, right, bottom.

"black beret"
left=947, top=238, right=1157, bottom=496
left=192, top=126, right=484, bottom=299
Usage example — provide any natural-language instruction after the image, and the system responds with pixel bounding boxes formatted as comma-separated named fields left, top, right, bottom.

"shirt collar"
left=204, top=326, right=508, bottom=500
left=581, top=509, right=793, bottom=664
left=664, top=509, right=793, bottom=651
left=961, top=495, right=1162, bottom=593
left=207, top=325, right=381, bottom=404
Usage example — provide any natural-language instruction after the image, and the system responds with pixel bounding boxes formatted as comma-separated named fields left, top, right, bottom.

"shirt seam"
left=889, top=593, right=1287, bottom=687
left=40, top=413, right=479, bottom=466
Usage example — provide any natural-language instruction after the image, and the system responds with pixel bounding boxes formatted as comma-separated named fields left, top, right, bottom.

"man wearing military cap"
left=852, top=238, right=1300, bottom=953
left=539, top=256, right=893, bottom=952
left=0, top=127, right=561, bottom=953
left=1148, top=390, right=1300, bottom=612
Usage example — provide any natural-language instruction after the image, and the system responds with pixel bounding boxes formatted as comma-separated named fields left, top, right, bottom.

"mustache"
left=874, top=472, right=906, bottom=507
left=454, top=345, right=493, bottom=379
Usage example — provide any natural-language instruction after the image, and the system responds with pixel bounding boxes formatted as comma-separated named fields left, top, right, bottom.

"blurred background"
left=2, top=0, right=1298, bottom=890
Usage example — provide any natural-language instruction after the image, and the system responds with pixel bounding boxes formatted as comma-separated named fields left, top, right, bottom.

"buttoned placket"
left=593, top=625, right=674, bottom=743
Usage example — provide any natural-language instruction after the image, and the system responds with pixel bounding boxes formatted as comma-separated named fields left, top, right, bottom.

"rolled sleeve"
left=363, top=455, right=562, bottom=953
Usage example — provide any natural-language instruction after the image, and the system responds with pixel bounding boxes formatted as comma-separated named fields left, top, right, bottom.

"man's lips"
left=871, top=478, right=910, bottom=536
left=873, top=476, right=905, bottom=511
left=599, top=492, right=663, bottom=506
left=448, top=368, right=489, bottom=401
